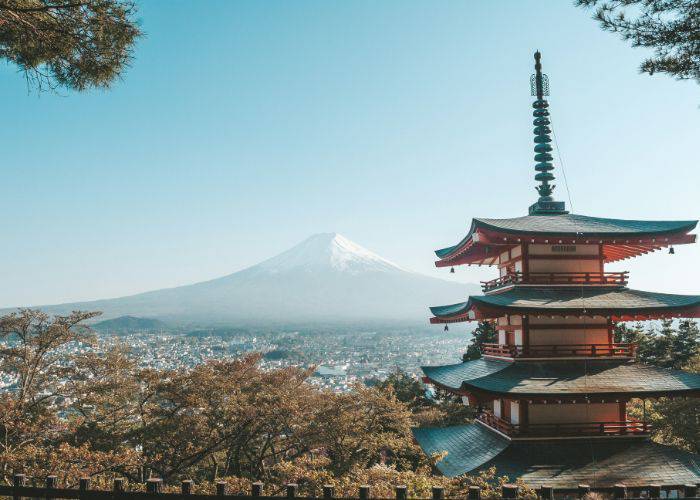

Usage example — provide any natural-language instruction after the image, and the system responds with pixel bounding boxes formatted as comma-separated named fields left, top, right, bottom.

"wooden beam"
left=527, top=323, right=608, bottom=330
left=437, top=232, right=695, bottom=268
left=527, top=254, right=601, bottom=260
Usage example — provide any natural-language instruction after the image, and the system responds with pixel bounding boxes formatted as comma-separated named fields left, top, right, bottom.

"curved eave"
left=434, top=221, right=479, bottom=262
left=430, top=303, right=700, bottom=324
left=425, top=377, right=700, bottom=400
left=458, top=382, right=700, bottom=400
left=488, top=439, right=700, bottom=488
left=422, top=359, right=511, bottom=391
left=412, top=423, right=509, bottom=477
left=429, top=288, right=700, bottom=324
left=421, top=359, right=700, bottom=399
left=415, top=426, right=700, bottom=486
left=434, top=216, right=697, bottom=268
left=474, top=216, right=698, bottom=238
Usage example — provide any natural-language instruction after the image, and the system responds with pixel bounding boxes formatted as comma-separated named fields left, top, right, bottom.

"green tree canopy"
left=619, top=319, right=700, bottom=454
left=577, top=0, right=700, bottom=82
left=463, top=321, right=497, bottom=361
left=616, top=319, right=699, bottom=369
left=0, top=0, right=141, bottom=91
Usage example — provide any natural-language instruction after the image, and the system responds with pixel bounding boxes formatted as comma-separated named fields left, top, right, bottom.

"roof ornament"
left=528, top=51, right=568, bottom=216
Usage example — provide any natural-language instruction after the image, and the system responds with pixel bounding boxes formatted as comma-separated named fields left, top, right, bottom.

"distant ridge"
left=92, top=316, right=167, bottom=333
left=7, top=233, right=478, bottom=327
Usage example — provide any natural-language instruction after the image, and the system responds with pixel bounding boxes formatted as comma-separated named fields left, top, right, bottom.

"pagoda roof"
left=411, top=423, right=509, bottom=477
left=412, top=423, right=700, bottom=486
left=435, top=214, right=697, bottom=266
left=429, top=286, right=700, bottom=323
left=421, top=358, right=700, bottom=398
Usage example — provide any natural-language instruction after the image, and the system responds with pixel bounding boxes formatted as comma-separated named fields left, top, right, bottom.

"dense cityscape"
left=93, top=325, right=470, bottom=392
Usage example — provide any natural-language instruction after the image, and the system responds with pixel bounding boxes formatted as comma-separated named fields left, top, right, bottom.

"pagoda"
left=413, top=52, right=700, bottom=488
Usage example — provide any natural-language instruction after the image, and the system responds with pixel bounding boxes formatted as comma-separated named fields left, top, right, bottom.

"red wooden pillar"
left=503, top=398, right=511, bottom=421
left=522, top=315, right=530, bottom=355
left=607, top=317, right=614, bottom=344
left=506, top=315, right=513, bottom=346
left=519, top=400, right=529, bottom=434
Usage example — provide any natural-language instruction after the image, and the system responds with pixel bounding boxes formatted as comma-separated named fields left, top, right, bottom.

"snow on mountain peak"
left=254, top=233, right=406, bottom=275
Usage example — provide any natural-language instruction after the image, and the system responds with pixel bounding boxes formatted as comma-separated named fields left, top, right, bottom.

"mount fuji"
left=15, top=233, right=477, bottom=326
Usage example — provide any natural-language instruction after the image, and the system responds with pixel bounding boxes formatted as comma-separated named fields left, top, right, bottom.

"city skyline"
left=2, top=1, right=699, bottom=308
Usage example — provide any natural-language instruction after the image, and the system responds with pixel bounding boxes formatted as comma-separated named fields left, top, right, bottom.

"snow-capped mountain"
left=14, top=233, right=477, bottom=326
left=255, top=233, right=405, bottom=275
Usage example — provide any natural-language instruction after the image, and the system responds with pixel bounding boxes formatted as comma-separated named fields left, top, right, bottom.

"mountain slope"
left=13, top=233, right=477, bottom=325
left=92, top=316, right=167, bottom=333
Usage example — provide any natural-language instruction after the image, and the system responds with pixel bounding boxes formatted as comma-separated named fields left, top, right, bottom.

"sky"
left=2, top=1, right=699, bottom=308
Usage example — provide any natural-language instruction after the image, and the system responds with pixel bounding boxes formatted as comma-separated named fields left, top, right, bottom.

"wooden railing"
left=1, top=474, right=696, bottom=499
left=482, top=343, right=637, bottom=359
left=478, top=410, right=515, bottom=435
left=518, top=420, right=651, bottom=437
left=478, top=412, right=651, bottom=438
left=481, top=271, right=629, bottom=292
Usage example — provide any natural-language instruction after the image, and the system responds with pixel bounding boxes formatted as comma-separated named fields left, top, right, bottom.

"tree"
left=619, top=319, right=700, bottom=455
left=372, top=368, right=475, bottom=428
left=0, top=309, right=139, bottom=485
left=613, top=321, right=646, bottom=342
left=0, top=0, right=141, bottom=91
left=618, top=319, right=700, bottom=369
left=576, top=0, right=700, bottom=82
left=372, top=368, right=429, bottom=412
left=67, top=345, right=142, bottom=453
left=311, top=385, right=419, bottom=475
left=0, top=309, right=98, bottom=406
left=637, top=355, right=700, bottom=454
left=463, top=321, right=497, bottom=361
left=649, top=319, right=676, bottom=367
left=672, top=320, right=700, bottom=368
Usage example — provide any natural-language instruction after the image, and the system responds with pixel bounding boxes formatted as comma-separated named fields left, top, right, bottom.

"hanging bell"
left=450, top=267, right=455, bottom=274
left=669, top=247, right=675, bottom=255
left=444, top=325, right=449, bottom=331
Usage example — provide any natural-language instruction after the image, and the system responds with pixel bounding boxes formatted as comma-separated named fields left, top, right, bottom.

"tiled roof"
left=435, top=241, right=467, bottom=259
left=422, top=359, right=510, bottom=390
left=430, top=287, right=700, bottom=319
left=422, top=359, right=700, bottom=396
left=414, top=423, right=700, bottom=486
left=411, top=424, right=509, bottom=477
left=489, top=439, right=700, bottom=488
left=474, top=214, right=697, bottom=236
left=435, top=214, right=698, bottom=259
left=435, top=214, right=697, bottom=257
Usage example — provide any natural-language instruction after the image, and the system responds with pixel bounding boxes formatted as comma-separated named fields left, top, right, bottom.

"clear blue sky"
left=2, top=1, right=698, bottom=308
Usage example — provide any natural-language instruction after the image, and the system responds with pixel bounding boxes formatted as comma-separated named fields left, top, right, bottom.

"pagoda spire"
left=528, top=51, right=567, bottom=216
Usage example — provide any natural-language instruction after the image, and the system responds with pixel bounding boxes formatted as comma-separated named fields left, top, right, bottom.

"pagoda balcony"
left=481, top=271, right=629, bottom=292
left=477, top=411, right=651, bottom=438
left=481, top=342, right=637, bottom=359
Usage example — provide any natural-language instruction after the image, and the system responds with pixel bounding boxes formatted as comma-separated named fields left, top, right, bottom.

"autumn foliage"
left=0, top=309, right=529, bottom=497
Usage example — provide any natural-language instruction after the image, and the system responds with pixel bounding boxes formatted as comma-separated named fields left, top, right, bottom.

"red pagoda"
left=413, top=52, right=700, bottom=488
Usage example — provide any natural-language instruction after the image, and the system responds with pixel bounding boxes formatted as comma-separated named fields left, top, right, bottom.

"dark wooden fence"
left=0, top=474, right=698, bottom=500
